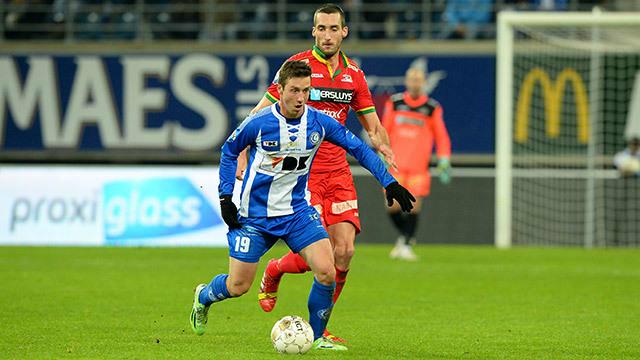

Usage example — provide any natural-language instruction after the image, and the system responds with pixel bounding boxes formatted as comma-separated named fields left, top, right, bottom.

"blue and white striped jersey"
left=219, top=103, right=395, bottom=218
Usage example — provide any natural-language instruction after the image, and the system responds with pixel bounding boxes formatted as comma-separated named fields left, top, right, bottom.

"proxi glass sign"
left=103, top=177, right=222, bottom=244
left=0, top=166, right=234, bottom=247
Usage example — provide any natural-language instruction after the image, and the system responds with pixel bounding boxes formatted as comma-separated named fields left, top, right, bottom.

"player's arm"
left=429, top=106, right=452, bottom=184
left=219, top=119, right=257, bottom=197
left=356, top=111, right=397, bottom=170
left=235, top=96, right=276, bottom=180
left=352, top=70, right=398, bottom=170
left=323, top=117, right=415, bottom=211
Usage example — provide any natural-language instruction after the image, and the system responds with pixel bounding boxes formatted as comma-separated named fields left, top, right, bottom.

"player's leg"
left=387, top=200, right=406, bottom=258
left=326, top=222, right=355, bottom=302
left=283, top=206, right=346, bottom=351
left=319, top=168, right=360, bottom=342
left=394, top=173, right=429, bottom=261
left=257, top=179, right=327, bottom=312
left=191, top=258, right=258, bottom=335
left=192, top=223, right=269, bottom=335
left=387, top=169, right=409, bottom=258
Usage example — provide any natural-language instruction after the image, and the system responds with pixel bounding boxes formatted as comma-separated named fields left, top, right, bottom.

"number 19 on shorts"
left=234, top=236, right=250, bottom=253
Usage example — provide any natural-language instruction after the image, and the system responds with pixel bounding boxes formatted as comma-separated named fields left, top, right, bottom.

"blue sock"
left=307, top=278, right=335, bottom=340
left=199, top=274, right=231, bottom=306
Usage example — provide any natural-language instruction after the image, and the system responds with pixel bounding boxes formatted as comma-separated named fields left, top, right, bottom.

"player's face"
left=405, top=70, right=426, bottom=98
left=312, top=13, right=348, bottom=58
left=277, top=76, right=311, bottom=118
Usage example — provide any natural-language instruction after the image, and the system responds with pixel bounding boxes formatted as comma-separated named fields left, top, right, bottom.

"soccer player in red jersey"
left=236, top=3, right=396, bottom=343
left=383, top=68, right=452, bottom=261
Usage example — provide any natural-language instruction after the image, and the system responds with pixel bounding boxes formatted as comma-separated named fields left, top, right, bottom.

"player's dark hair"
left=314, top=3, right=346, bottom=28
left=278, top=60, right=312, bottom=87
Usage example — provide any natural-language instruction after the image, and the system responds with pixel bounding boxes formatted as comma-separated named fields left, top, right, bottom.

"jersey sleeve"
left=351, top=69, right=376, bottom=117
left=219, top=117, right=259, bottom=196
left=322, top=115, right=395, bottom=187
left=429, top=106, right=452, bottom=159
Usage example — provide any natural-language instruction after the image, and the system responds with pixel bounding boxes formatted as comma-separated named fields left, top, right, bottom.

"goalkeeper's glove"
left=437, top=158, right=451, bottom=185
left=385, top=182, right=416, bottom=213
left=219, top=195, right=241, bottom=229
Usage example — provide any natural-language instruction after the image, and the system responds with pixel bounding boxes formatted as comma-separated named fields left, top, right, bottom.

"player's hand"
left=236, top=148, right=249, bottom=181
left=219, top=195, right=241, bottom=229
left=385, top=182, right=416, bottom=212
left=437, top=158, right=451, bottom=185
left=378, top=144, right=398, bottom=171
left=235, top=167, right=245, bottom=181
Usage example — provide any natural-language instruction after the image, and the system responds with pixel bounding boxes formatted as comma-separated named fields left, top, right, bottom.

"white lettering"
left=171, top=54, right=227, bottom=150
left=0, top=56, right=61, bottom=147
left=122, top=56, right=170, bottom=148
left=61, top=56, right=121, bottom=147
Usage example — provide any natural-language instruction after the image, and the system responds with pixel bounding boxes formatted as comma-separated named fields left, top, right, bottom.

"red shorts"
left=390, top=168, right=431, bottom=197
left=308, top=166, right=361, bottom=233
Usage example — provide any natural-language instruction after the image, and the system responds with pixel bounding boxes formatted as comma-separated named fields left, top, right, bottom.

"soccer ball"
left=270, top=315, right=314, bottom=354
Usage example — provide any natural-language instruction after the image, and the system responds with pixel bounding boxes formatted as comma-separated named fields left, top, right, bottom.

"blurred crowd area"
left=1, top=0, right=639, bottom=42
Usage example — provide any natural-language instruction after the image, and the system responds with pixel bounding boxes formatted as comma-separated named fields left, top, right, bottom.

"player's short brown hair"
left=278, top=60, right=312, bottom=87
left=313, top=3, right=346, bottom=28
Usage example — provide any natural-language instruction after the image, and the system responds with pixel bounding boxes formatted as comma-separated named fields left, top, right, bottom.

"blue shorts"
left=226, top=206, right=328, bottom=263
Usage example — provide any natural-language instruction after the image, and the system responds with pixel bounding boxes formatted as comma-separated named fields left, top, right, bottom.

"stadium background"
left=0, top=1, right=636, bottom=247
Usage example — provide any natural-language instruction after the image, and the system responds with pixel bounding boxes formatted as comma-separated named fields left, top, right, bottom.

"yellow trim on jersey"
left=265, top=92, right=279, bottom=103
left=312, top=45, right=350, bottom=80
left=356, top=106, right=376, bottom=115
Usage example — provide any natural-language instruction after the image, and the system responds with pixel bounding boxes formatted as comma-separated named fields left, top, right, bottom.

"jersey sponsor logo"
left=309, top=131, right=321, bottom=145
left=102, top=177, right=221, bottom=243
left=261, top=154, right=310, bottom=172
left=341, top=74, right=353, bottom=83
left=311, top=73, right=324, bottom=78
left=263, top=140, right=279, bottom=147
left=319, top=108, right=344, bottom=120
left=309, top=87, right=354, bottom=104
left=331, top=200, right=358, bottom=214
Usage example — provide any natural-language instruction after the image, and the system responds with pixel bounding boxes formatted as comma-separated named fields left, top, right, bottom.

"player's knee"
left=314, top=266, right=336, bottom=285
left=333, top=241, right=355, bottom=262
left=227, top=279, right=252, bottom=297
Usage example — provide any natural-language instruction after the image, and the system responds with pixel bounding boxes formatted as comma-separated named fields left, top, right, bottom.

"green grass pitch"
left=1, top=245, right=638, bottom=359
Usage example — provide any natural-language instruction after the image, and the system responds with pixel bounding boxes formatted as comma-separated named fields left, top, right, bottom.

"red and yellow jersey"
left=265, top=46, right=375, bottom=172
left=382, top=92, right=451, bottom=173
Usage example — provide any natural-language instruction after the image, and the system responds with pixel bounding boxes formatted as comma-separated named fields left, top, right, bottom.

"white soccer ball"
left=620, top=157, right=640, bottom=174
left=271, top=315, right=314, bottom=354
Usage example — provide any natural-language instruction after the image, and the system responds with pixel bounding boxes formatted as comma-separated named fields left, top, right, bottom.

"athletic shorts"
left=308, top=166, right=361, bottom=233
left=390, top=168, right=431, bottom=197
left=226, top=206, right=328, bottom=263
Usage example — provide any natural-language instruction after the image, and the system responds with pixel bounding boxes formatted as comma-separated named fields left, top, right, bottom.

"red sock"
left=276, top=251, right=310, bottom=274
left=333, top=267, right=349, bottom=304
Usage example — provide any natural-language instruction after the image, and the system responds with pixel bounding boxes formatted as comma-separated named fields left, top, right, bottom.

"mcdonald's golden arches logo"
left=516, top=67, right=589, bottom=144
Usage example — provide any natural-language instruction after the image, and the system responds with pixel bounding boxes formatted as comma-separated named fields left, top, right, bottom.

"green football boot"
left=190, top=284, right=210, bottom=335
left=312, top=336, right=348, bottom=351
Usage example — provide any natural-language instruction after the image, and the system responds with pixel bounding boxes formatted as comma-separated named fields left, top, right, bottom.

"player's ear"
left=342, top=25, right=348, bottom=38
left=311, top=26, right=316, bottom=37
left=277, top=83, right=284, bottom=96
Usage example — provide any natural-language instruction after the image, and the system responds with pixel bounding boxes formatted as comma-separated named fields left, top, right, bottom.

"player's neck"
left=276, top=102, right=304, bottom=121
left=313, top=45, right=341, bottom=69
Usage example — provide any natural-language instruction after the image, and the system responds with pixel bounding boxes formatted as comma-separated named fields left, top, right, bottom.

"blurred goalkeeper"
left=382, top=67, right=452, bottom=261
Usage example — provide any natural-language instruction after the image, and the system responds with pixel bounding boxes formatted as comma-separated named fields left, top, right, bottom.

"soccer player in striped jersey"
left=190, top=60, right=415, bottom=351
left=239, top=4, right=396, bottom=343
left=383, top=67, right=452, bottom=261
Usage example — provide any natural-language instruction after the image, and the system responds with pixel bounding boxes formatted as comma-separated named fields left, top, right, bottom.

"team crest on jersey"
left=309, top=131, right=321, bottom=145
left=263, top=140, right=279, bottom=147
left=341, top=74, right=353, bottom=83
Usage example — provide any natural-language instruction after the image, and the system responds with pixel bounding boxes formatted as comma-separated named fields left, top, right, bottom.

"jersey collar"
left=312, top=45, right=350, bottom=80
